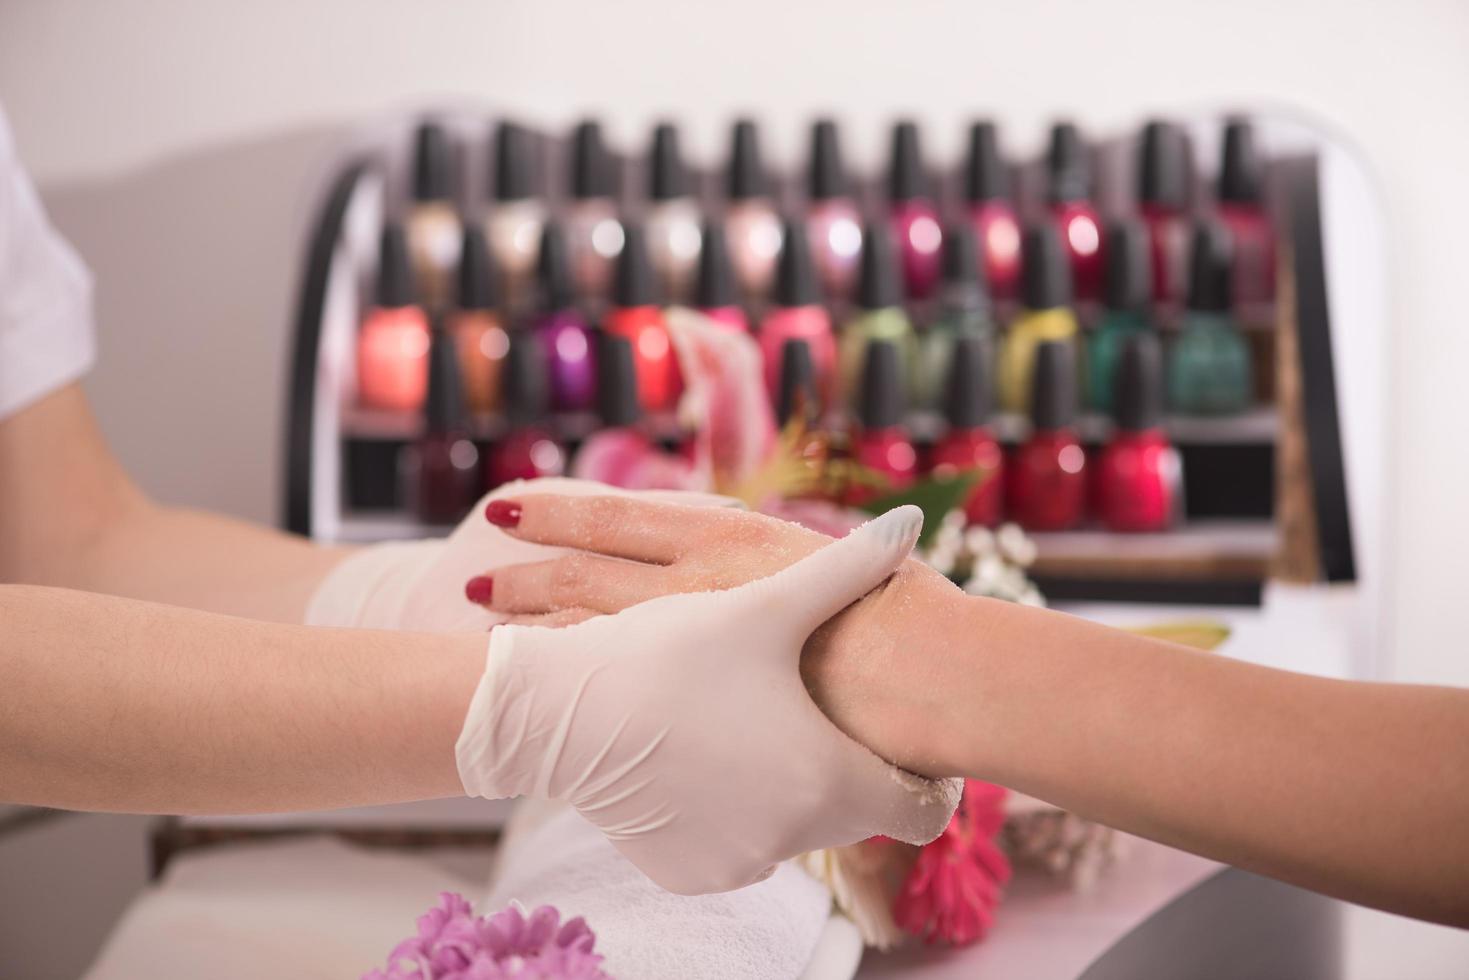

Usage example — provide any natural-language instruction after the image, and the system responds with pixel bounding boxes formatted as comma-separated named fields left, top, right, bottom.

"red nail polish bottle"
left=358, top=224, right=431, bottom=411
left=760, top=220, right=835, bottom=410
left=849, top=340, right=917, bottom=503
left=1008, top=341, right=1087, bottom=530
left=1217, top=117, right=1276, bottom=315
left=1096, top=333, right=1182, bottom=531
left=806, top=120, right=863, bottom=302
left=1138, top=120, right=1191, bottom=310
left=963, top=121, right=1021, bottom=305
left=889, top=121, right=943, bottom=301
left=1046, top=122, right=1105, bottom=304
left=486, top=331, right=565, bottom=489
left=604, top=224, right=680, bottom=413
left=406, top=321, right=480, bottom=524
left=930, top=334, right=1004, bottom=527
left=694, top=220, right=749, bottom=334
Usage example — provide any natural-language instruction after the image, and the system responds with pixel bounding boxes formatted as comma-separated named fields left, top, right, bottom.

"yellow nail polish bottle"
left=999, top=224, right=1080, bottom=413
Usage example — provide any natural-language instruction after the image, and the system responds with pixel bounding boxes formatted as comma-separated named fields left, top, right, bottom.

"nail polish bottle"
left=849, top=340, right=917, bottom=502
left=644, top=122, right=702, bottom=302
left=1217, top=117, right=1276, bottom=315
left=605, top=223, right=680, bottom=412
left=571, top=334, right=652, bottom=484
left=1138, top=120, right=1191, bottom=310
left=930, top=334, right=1004, bottom=527
left=693, top=220, right=749, bottom=334
left=1097, top=333, right=1181, bottom=531
left=760, top=220, right=835, bottom=410
left=1169, top=219, right=1253, bottom=415
left=918, top=222, right=996, bottom=409
left=998, top=223, right=1079, bottom=413
left=358, top=223, right=431, bottom=411
left=486, top=330, right=565, bottom=488
left=406, top=321, right=480, bottom=524
left=451, top=224, right=508, bottom=414
left=888, top=120, right=943, bottom=301
left=1046, top=122, right=1105, bottom=304
left=485, top=121, right=546, bottom=312
left=725, top=119, right=783, bottom=301
left=840, top=222, right=916, bottom=410
left=406, top=120, right=462, bottom=313
left=1086, top=220, right=1153, bottom=415
left=775, top=337, right=822, bottom=429
left=532, top=221, right=597, bottom=413
left=963, top=121, right=1022, bottom=305
left=806, top=120, right=863, bottom=302
left=1008, top=340, right=1086, bottom=531
left=564, top=120, right=624, bottom=303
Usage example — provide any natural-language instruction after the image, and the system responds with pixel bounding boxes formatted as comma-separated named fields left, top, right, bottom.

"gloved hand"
left=303, top=478, right=735, bottom=631
left=455, top=505, right=963, bottom=895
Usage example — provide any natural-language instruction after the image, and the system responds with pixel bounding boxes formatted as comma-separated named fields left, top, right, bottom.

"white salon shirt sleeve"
left=0, top=104, right=96, bottom=420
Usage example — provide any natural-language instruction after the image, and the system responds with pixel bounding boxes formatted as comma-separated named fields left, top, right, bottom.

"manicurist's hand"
left=454, top=506, right=961, bottom=895
left=469, top=494, right=972, bottom=777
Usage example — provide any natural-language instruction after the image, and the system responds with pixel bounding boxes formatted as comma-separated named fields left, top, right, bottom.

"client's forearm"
left=0, top=584, right=481, bottom=814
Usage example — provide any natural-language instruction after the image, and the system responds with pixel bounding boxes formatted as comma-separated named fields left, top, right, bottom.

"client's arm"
left=477, top=494, right=1469, bottom=927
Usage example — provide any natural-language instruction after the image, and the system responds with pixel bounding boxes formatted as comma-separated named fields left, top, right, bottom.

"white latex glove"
left=455, top=505, right=963, bottom=896
left=304, top=478, right=736, bottom=631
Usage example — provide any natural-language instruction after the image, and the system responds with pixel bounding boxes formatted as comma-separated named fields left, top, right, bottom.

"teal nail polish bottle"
left=1169, top=220, right=1252, bottom=415
left=1088, top=220, right=1154, bottom=414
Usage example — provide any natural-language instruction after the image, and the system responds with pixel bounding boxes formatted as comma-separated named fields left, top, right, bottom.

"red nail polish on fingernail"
left=484, top=500, right=522, bottom=528
left=465, top=576, right=494, bottom=604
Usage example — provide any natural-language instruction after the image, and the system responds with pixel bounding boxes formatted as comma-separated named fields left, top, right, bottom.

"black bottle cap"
left=1186, top=218, right=1234, bottom=312
left=597, top=333, right=642, bottom=427
left=612, top=223, right=659, bottom=307
left=856, top=221, right=903, bottom=310
left=1219, top=117, right=1264, bottom=204
left=1046, top=121, right=1090, bottom=203
left=376, top=223, right=415, bottom=308
left=809, top=119, right=847, bottom=201
left=1020, top=223, right=1071, bottom=310
left=502, top=331, right=549, bottom=428
left=413, top=121, right=455, bottom=202
left=493, top=121, right=537, bottom=201
left=649, top=122, right=689, bottom=200
left=728, top=119, right=767, bottom=200
left=535, top=221, right=576, bottom=312
left=570, top=119, right=614, bottom=199
left=457, top=225, right=498, bottom=311
left=1103, top=220, right=1151, bottom=312
left=1139, top=120, right=1188, bottom=209
left=858, top=340, right=906, bottom=429
left=1113, top=332, right=1163, bottom=432
left=424, top=321, right=465, bottom=433
left=941, top=221, right=983, bottom=288
left=944, top=333, right=994, bottom=429
left=964, top=121, right=1008, bottom=202
left=775, top=338, right=820, bottom=427
left=888, top=120, right=927, bottom=202
left=774, top=220, right=822, bottom=307
left=695, top=220, right=739, bottom=308
left=1030, top=340, right=1077, bottom=431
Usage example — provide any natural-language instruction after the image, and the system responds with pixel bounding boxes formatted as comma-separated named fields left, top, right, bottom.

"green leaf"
left=856, top=469, right=986, bottom=547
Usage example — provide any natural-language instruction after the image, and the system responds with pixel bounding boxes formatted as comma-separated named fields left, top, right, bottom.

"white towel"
left=484, top=800, right=861, bottom=979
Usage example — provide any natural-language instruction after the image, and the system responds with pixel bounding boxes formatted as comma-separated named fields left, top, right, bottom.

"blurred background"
left=2, top=1, right=1468, bottom=976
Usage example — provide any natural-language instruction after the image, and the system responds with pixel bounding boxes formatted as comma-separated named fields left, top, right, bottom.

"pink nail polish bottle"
left=1138, top=120, right=1191, bottom=310
left=759, top=220, right=835, bottom=410
left=358, top=223, right=431, bottom=411
left=888, top=120, right=943, bottom=301
left=725, top=119, right=783, bottom=302
left=963, top=121, right=1021, bottom=305
left=694, top=220, right=749, bottom=334
left=1046, top=122, right=1105, bottom=304
left=806, top=120, right=862, bottom=302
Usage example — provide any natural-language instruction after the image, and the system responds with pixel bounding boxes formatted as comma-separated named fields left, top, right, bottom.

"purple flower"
left=363, top=893, right=611, bottom=980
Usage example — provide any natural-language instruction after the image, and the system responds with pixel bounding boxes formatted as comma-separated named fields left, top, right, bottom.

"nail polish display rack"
left=282, top=109, right=1357, bottom=606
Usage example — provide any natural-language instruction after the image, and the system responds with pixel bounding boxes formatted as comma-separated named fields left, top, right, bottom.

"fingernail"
left=485, top=500, right=522, bottom=528
left=465, top=576, right=494, bottom=604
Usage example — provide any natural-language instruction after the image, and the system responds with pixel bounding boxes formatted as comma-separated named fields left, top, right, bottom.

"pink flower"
left=893, top=780, right=1012, bottom=946
left=363, top=893, right=611, bottom=980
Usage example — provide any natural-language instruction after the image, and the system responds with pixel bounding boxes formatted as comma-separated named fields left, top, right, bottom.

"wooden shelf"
left=1029, top=519, right=1277, bottom=580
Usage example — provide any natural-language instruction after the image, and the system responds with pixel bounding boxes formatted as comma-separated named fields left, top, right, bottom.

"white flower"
left=996, top=523, right=1038, bottom=567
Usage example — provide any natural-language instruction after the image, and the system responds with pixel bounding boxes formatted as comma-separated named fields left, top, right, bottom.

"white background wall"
left=2, top=0, right=1468, bottom=686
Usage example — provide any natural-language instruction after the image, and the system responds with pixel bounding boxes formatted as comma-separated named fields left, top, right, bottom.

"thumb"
left=741, top=505, right=923, bottom=642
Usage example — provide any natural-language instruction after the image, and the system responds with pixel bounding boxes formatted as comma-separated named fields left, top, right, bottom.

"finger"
left=740, top=506, right=923, bottom=643
left=487, top=494, right=730, bottom=564
left=488, top=554, right=672, bottom=615
left=504, top=608, right=599, bottom=629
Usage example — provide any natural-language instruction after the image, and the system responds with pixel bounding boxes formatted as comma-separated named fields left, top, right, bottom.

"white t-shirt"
left=0, top=103, right=95, bottom=420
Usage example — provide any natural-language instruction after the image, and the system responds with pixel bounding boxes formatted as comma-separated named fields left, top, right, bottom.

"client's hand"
left=455, top=507, right=961, bottom=895
left=472, top=494, right=970, bottom=778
